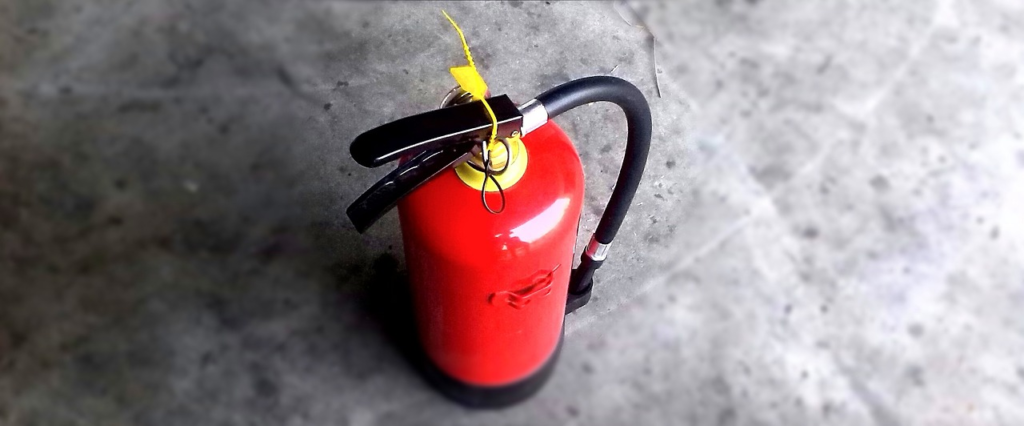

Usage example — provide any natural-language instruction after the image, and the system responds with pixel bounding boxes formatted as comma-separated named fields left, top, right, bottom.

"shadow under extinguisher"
left=354, top=255, right=421, bottom=371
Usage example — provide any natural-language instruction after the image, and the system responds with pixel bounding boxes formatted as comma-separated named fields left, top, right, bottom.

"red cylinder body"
left=397, top=121, right=584, bottom=386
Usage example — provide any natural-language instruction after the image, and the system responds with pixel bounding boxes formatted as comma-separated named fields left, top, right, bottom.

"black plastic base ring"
left=565, top=279, right=593, bottom=315
left=413, top=327, right=565, bottom=409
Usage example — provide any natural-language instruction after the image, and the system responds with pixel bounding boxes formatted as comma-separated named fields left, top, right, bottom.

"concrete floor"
left=2, top=0, right=1023, bottom=424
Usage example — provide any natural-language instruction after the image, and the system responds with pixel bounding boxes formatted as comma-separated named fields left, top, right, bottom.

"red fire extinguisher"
left=347, top=76, right=651, bottom=407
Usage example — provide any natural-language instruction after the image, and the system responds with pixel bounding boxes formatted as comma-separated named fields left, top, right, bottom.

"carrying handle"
left=350, top=95, right=522, bottom=168
left=530, top=77, right=652, bottom=313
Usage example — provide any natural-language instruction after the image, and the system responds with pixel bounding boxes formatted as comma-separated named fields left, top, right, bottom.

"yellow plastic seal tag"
left=449, top=66, right=488, bottom=100
left=442, top=10, right=497, bottom=144
left=443, top=10, right=525, bottom=213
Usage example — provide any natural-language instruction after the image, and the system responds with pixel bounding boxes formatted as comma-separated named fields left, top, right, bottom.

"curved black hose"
left=536, top=76, right=652, bottom=296
left=537, top=76, right=651, bottom=243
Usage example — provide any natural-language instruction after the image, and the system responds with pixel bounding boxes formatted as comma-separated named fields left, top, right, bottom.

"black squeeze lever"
left=347, top=142, right=474, bottom=233
left=347, top=95, right=524, bottom=233
left=350, top=95, right=523, bottom=167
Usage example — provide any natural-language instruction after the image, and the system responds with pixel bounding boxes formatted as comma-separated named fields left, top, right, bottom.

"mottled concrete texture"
left=2, top=0, right=1023, bottom=425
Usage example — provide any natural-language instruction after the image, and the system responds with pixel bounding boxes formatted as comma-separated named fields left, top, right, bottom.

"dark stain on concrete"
left=907, top=323, right=924, bottom=338
left=905, top=365, right=926, bottom=387
left=116, top=100, right=163, bottom=114
left=252, top=374, right=280, bottom=400
left=878, top=206, right=902, bottom=234
left=566, top=405, right=580, bottom=417
left=751, top=162, right=790, bottom=189
left=205, top=294, right=244, bottom=330
left=708, top=375, right=731, bottom=396
left=716, top=406, right=737, bottom=426
left=841, top=364, right=901, bottom=426
left=174, top=217, right=242, bottom=254
left=581, top=362, right=595, bottom=374
left=817, top=55, right=834, bottom=74
left=870, top=175, right=891, bottom=193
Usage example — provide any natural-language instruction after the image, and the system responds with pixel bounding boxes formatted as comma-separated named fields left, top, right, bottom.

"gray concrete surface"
left=2, top=0, right=1023, bottom=424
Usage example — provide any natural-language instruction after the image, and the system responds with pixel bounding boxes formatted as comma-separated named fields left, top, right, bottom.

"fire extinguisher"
left=347, top=76, right=651, bottom=407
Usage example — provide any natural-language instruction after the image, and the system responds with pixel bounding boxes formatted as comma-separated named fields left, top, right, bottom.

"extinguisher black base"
left=414, top=328, right=564, bottom=409
left=565, top=279, right=594, bottom=315
left=565, top=270, right=598, bottom=315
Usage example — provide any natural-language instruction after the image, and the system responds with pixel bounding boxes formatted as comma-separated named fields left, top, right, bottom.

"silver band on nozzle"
left=584, top=236, right=610, bottom=261
left=519, top=99, right=548, bottom=136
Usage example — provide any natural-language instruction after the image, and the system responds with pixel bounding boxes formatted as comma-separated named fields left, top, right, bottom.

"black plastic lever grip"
left=346, top=142, right=476, bottom=233
left=350, top=95, right=523, bottom=168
